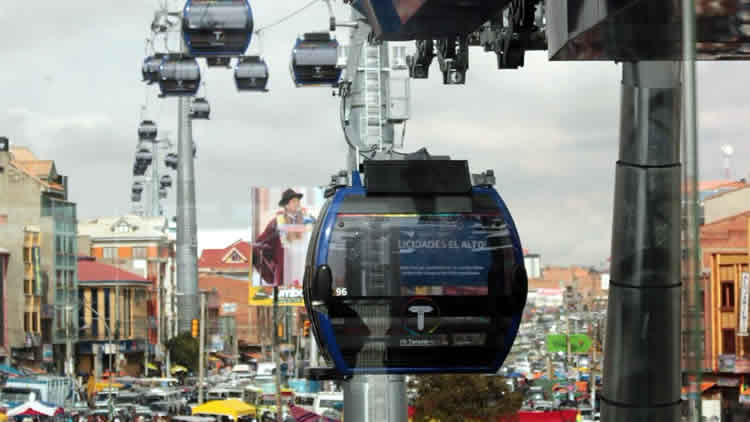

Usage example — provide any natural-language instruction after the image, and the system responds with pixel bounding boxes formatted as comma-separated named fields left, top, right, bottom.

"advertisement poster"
left=741, top=272, right=750, bottom=336
left=42, top=344, right=53, bottom=362
left=248, top=286, right=304, bottom=307
left=250, top=187, right=324, bottom=287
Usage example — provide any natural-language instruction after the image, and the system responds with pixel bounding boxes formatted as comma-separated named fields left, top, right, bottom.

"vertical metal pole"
left=176, top=18, right=199, bottom=333
left=273, top=286, right=283, bottom=419
left=152, top=140, right=161, bottom=217
left=681, top=0, right=702, bottom=419
left=65, top=306, right=73, bottom=377
left=157, top=284, right=162, bottom=376
left=199, top=292, right=205, bottom=404
left=601, top=61, right=682, bottom=422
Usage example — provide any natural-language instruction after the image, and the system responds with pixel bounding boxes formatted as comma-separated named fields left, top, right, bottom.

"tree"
left=166, top=331, right=199, bottom=373
left=409, top=374, right=523, bottom=422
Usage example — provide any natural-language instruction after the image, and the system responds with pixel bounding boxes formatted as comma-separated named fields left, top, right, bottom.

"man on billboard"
left=253, top=188, right=314, bottom=286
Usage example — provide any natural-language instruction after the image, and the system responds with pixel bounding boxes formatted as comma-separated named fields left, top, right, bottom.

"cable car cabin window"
left=315, top=192, right=523, bottom=372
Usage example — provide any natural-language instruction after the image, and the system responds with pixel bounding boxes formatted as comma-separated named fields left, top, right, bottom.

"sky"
left=1, top=1, right=749, bottom=266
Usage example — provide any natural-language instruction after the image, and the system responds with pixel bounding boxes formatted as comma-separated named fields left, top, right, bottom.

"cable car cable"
left=253, top=0, right=321, bottom=34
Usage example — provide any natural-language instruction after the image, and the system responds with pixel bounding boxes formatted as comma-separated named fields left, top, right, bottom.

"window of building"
left=32, top=312, right=38, bottom=333
left=723, top=328, right=736, bottom=355
left=133, top=247, right=147, bottom=259
left=114, top=222, right=130, bottom=233
left=0, top=214, right=6, bottom=224
left=24, top=312, right=30, bottom=332
left=721, top=281, right=735, bottom=311
left=103, top=247, right=117, bottom=259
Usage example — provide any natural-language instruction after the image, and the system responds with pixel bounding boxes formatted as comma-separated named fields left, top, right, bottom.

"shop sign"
left=719, top=354, right=736, bottom=372
left=740, top=273, right=750, bottom=336
left=42, top=344, right=53, bottom=362
left=735, top=357, right=750, bottom=373
left=717, top=377, right=739, bottom=387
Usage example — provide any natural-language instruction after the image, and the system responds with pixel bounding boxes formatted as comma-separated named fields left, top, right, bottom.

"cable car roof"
left=183, top=1, right=252, bottom=30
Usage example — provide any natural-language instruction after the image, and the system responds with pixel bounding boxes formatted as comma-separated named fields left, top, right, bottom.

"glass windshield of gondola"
left=290, top=33, right=342, bottom=87
left=142, top=54, right=164, bottom=84
left=305, top=163, right=526, bottom=375
left=182, top=0, right=253, bottom=57
left=190, top=98, right=210, bottom=119
left=235, top=56, right=269, bottom=91
left=138, top=120, right=158, bottom=140
left=158, top=55, right=201, bottom=97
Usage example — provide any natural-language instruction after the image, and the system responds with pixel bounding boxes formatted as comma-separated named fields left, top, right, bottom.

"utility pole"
left=273, top=286, right=283, bottom=419
left=198, top=291, right=206, bottom=404
left=170, top=7, right=200, bottom=334
left=338, top=8, right=410, bottom=422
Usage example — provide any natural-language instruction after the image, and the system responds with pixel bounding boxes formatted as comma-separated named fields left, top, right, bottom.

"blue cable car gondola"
left=234, top=56, right=269, bottom=92
left=206, top=56, right=232, bottom=68
left=165, top=153, right=178, bottom=170
left=158, top=55, right=201, bottom=97
left=142, top=54, right=165, bottom=84
left=132, top=182, right=144, bottom=194
left=304, top=160, right=527, bottom=375
left=131, top=192, right=141, bottom=202
left=290, top=33, right=342, bottom=87
left=159, top=175, right=173, bottom=188
left=133, top=162, right=147, bottom=176
left=190, top=97, right=211, bottom=119
left=138, top=120, right=158, bottom=141
left=182, top=0, right=253, bottom=57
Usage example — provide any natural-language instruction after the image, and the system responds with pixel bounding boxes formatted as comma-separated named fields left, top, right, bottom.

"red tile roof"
left=77, top=256, right=150, bottom=283
left=198, top=239, right=251, bottom=270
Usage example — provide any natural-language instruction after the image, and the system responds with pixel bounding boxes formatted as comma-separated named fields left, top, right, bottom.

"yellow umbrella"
left=147, top=362, right=159, bottom=371
left=171, top=365, right=188, bottom=374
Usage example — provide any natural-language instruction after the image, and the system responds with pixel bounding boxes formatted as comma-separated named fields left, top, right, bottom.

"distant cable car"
left=133, top=162, right=147, bottom=176
left=159, top=175, right=173, bottom=188
left=182, top=0, right=254, bottom=57
left=142, top=54, right=165, bottom=84
left=138, top=120, right=158, bottom=141
left=193, top=141, right=197, bottom=158
left=158, top=55, right=201, bottom=97
left=290, top=33, right=342, bottom=87
left=304, top=160, right=527, bottom=375
left=135, top=148, right=153, bottom=165
left=206, top=56, right=232, bottom=68
left=131, top=193, right=141, bottom=202
left=159, top=187, right=168, bottom=199
left=165, top=153, right=178, bottom=170
left=234, top=56, right=269, bottom=92
left=190, top=97, right=211, bottom=119
left=132, top=182, right=144, bottom=194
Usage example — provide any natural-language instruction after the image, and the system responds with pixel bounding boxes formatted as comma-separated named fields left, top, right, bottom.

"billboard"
left=250, top=187, right=324, bottom=287
left=248, top=286, right=304, bottom=307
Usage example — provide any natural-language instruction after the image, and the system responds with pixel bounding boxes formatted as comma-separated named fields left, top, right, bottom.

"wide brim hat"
left=279, top=188, right=303, bottom=207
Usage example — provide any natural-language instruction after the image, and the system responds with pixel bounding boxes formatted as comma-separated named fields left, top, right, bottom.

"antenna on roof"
left=721, top=144, right=734, bottom=180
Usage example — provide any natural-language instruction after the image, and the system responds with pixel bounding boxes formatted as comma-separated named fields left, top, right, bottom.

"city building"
left=77, top=215, right=176, bottom=360
left=199, top=275, right=254, bottom=345
left=528, top=266, right=605, bottom=310
left=76, top=256, right=150, bottom=376
left=198, top=239, right=251, bottom=279
left=0, top=143, right=78, bottom=373
left=692, top=212, right=750, bottom=420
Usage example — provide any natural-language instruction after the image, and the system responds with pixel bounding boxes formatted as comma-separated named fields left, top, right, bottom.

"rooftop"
left=77, top=256, right=151, bottom=285
left=198, top=239, right=251, bottom=271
